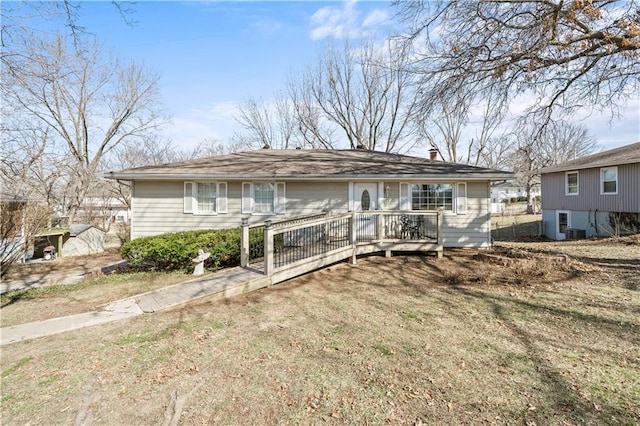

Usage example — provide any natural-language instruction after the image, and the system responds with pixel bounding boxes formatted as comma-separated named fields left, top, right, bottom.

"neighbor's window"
left=411, top=183, right=453, bottom=211
left=566, top=171, right=579, bottom=195
left=601, top=167, right=618, bottom=194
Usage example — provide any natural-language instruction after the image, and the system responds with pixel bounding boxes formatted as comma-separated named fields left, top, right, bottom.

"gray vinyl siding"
left=442, top=182, right=491, bottom=248
left=541, top=163, right=640, bottom=212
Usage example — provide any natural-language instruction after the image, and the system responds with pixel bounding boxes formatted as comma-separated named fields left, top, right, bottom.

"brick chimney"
left=429, top=149, right=438, bottom=161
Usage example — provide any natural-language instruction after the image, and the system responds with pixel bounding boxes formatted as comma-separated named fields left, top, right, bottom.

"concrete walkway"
left=0, top=260, right=128, bottom=294
left=0, top=267, right=269, bottom=346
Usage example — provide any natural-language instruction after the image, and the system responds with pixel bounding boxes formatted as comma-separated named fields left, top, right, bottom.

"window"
left=242, top=182, right=286, bottom=214
left=183, top=181, right=227, bottom=214
left=566, top=171, right=579, bottom=195
left=400, top=182, right=465, bottom=213
left=197, top=182, right=216, bottom=213
left=411, top=184, right=454, bottom=211
left=254, top=182, right=274, bottom=213
left=601, top=167, right=618, bottom=194
left=361, top=189, right=371, bottom=211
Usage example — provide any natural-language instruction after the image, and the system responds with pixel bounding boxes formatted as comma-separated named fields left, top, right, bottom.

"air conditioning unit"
left=565, top=228, right=586, bottom=240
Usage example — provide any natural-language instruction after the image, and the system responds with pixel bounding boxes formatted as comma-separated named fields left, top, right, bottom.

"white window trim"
left=183, top=181, right=228, bottom=215
left=242, top=181, right=286, bottom=215
left=456, top=182, right=467, bottom=215
left=399, top=182, right=410, bottom=211
left=184, top=182, right=194, bottom=213
left=401, top=182, right=461, bottom=214
left=565, top=171, right=579, bottom=196
left=242, top=182, right=254, bottom=214
left=600, top=166, right=618, bottom=195
left=275, top=182, right=286, bottom=215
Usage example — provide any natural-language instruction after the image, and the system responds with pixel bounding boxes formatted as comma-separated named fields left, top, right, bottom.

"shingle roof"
left=105, top=149, right=514, bottom=181
left=539, top=142, right=640, bottom=174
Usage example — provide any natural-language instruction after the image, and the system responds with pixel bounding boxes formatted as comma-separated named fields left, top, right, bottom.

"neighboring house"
left=539, top=142, right=640, bottom=240
left=1, top=193, right=51, bottom=264
left=77, top=196, right=130, bottom=225
left=0, top=194, right=28, bottom=265
left=105, top=149, right=514, bottom=248
left=490, top=181, right=540, bottom=203
left=489, top=181, right=541, bottom=214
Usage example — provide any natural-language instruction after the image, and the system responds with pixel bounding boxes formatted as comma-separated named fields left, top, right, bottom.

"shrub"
left=120, top=228, right=242, bottom=272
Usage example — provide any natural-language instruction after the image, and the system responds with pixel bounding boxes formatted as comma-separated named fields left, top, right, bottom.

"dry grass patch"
left=1, top=242, right=639, bottom=424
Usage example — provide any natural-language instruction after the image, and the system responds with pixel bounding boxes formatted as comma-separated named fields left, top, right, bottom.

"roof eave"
left=539, top=157, right=640, bottom=174
left=104, top=172, right=515, bottom=181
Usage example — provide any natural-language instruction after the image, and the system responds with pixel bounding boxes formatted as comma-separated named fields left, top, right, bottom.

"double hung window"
left=399, top=182, right=466, bottom=214
left=601, top=167, right=618, bottom=194
left=566, top=172, right=579, bottom=195
left=242, top=182, right=286, bottom=214
left=183, top=182, right=227, bottom=214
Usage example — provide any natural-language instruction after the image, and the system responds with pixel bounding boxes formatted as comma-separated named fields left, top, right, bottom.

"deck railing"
left=241, top=211, right=443, bottom=277
left=243, top=213, right=330, bottom=271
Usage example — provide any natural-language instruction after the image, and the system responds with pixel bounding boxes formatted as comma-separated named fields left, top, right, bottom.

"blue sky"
left=9, top=1, right=640, bottom=151
left=72, top=1, right=400, bottom=148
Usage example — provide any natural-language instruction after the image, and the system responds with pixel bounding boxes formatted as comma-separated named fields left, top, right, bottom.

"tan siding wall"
left=132, top=181, right=240, bottom=238
left=131, top=181, right=350, bottom=239
left=131, top=180, right=492, bottom=248
left=541, top=163, right=640, bottom=212
left=285, top=181, right=349, bottom=214
left=443, top=181, right=491, bottom=248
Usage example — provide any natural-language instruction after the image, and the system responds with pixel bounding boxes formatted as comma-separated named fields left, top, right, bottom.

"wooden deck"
left=242, top=212, right=444, bottom=286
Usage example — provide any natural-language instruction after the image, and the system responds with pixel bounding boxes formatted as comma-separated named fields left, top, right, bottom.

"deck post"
left=437, top=210, right=444, bottom=258
left=240, top=218, right=249, bottom=267
left=349, top=211, right=357, bottom=264
left=376, top=212, right=383, bottom=241
left=264, top=220, right=274, bottom=277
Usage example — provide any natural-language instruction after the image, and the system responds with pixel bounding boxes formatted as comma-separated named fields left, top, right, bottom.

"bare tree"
left=234, top=96, right=300, bottom=149
left=474, top=134, right=515, bottom=170
left=417, top=92, right=471, bottom=162
left=174, top=138, right=242, bottom=161
left=395, top=0, right=640, bottom=124
left=1, top=1, right=136, bottom=54
left=1, top=197, right=51, bottom=272
left=286, top=76, right=337, bottom=149
left=466, top=96, right=508, bottom=166
left=511, top=121, right=598, bottom=213
left=3, top=34, right=165, bottom=223
left=296, top=39, right=419, bottom=152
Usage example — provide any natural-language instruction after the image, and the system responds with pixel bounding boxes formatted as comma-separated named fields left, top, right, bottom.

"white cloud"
left=362, top=9, right=389, bottom=28
left=309, top=0, right=389, bottom=40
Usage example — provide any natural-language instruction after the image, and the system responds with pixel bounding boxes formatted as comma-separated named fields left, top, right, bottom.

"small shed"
left=61, top=225, right=106, bottom=257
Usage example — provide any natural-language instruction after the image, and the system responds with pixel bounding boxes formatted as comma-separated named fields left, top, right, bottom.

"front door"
left=354, top=183, right=378, bottom=211
left=354, top=183, right=378, bottom=239
left=556, top=210, right=570, bottom=240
